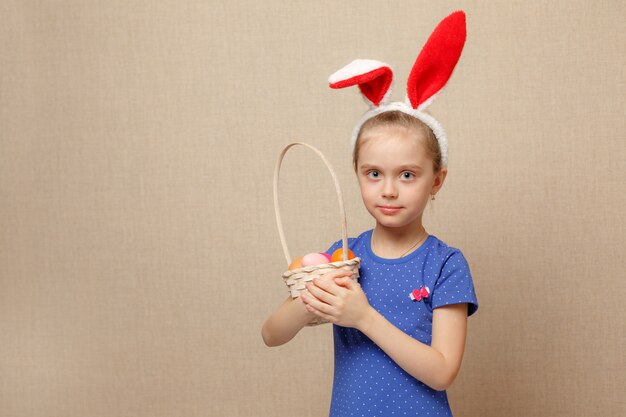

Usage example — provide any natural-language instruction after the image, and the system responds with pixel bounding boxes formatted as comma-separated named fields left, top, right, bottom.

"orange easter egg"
left=331, top=248, right=355, bottom=262
left=288, top=257, right=303, bottom=271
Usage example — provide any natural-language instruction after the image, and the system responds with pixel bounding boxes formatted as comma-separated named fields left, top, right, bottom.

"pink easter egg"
left=301, top=252, right=330, bottom=267
left=321, top=252, right=332, bottom=262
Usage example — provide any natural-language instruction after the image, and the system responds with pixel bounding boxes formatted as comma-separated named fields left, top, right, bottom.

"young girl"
left=263, top=11, right=478, bottom=417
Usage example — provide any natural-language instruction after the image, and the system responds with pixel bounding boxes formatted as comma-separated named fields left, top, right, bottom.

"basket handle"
left=273, top=142, right=350, bottom=266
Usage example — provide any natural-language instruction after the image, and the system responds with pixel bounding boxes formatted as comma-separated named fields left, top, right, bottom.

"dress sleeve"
left=431, top=250, right=479, bottom=317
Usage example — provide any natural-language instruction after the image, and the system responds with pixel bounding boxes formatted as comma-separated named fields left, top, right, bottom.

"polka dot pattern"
left=324, top=230, right=479, bottom=416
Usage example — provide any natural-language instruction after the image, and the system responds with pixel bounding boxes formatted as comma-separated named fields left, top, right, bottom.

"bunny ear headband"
left=328, top=10, right=467, bottom=167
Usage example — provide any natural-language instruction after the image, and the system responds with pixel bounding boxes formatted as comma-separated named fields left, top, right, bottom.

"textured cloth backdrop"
left=1, top=1, right=624, bottom=416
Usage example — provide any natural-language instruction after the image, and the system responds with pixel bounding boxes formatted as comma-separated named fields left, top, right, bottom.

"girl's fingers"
left=316, top=271, right=353, bottom=296
left=304, top=302, right=335, bottom=323
left=318, top=269, right=353, bottom=285
left=334, top=276, right=357, bottom=289
left=305, top=280, right=337, bottom=303
left=301, top=291, right=334, bottom=316
left=312, top=277, right=341, bottom=297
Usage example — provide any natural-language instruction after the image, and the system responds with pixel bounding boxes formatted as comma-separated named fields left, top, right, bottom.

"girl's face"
left=356, top=125, right=447, bottom=231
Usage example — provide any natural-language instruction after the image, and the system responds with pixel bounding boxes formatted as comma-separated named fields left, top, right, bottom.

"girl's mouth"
left=378, top=206, right=402, bottom=215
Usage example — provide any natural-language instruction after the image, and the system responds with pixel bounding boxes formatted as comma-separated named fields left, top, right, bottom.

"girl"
left=263, top=11, right=478, bottom=417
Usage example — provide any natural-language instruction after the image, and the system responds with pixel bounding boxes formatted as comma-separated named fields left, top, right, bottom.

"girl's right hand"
left=300, top=269, right=352, bottom=308
left=316, top=269, right=355, bottom=286
left=301, top=269, right=373, bottom=329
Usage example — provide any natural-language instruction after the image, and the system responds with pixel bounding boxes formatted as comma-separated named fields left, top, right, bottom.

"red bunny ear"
left=407, top=11, right=467, bottom=110
left=329, top=59, right=393, bottom=107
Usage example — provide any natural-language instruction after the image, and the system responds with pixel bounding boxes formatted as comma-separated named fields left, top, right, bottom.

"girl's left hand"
left=301, top=271, right=372, bottom=329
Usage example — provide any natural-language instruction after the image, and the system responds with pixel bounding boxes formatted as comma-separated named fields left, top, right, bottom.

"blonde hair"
left=353, top=111, right=442, bottom=174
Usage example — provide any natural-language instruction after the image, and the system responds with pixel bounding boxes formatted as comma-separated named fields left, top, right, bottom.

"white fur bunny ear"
left=407, top=10, right=466, bottom=111
left=329, top=59, right=393, bottom=109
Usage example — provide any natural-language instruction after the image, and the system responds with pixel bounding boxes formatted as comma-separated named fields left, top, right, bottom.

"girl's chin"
left=374, top=217, right=410, bottom=229
left=373, top=213, right=424, bottom=230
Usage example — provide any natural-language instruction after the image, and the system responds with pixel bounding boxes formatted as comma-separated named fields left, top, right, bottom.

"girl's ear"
left=407, top=10, right=467, bottom=111
left=432, top=168, right=448, bottom=194
left=329, top=59, right=393, bottom=109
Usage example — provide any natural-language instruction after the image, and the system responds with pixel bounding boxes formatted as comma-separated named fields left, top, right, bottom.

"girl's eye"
left=367, top=171, right=380, bottom=179
left=401, top=172, right=415, bottom=180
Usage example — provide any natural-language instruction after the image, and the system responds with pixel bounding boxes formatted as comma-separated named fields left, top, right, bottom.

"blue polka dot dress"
left=325, top=230, right=479, bottom=417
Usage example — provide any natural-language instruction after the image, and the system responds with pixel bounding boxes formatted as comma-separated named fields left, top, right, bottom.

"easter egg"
left=301, top=252, right=330, bottom=267
left=331, top=248, right=355, bottom=262
left=288, top=257, right=303, bottom=271
left=321, top=252, right=332, bottom=262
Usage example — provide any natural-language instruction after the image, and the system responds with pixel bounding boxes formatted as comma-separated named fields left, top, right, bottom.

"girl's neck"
left=371, top=222, right=428, bottom=258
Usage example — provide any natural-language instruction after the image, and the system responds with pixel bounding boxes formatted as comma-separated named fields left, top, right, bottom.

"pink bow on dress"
left=409, top=287, right=430, bottom=302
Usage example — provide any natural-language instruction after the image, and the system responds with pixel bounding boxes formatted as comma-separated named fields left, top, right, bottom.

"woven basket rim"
left=281, top=257, right=361, bottom=278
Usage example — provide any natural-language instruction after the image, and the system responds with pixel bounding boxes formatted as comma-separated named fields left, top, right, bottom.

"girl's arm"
left=358, top=303, right=468, bottom=391
left=301, top=276, right=468, bottom=391
left=261, top=295, right=315, bottom=347
left=262, top=269, right=355, bottom=347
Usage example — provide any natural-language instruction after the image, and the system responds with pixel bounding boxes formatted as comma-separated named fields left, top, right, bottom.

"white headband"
left=328, top=11, right=467, bottom=168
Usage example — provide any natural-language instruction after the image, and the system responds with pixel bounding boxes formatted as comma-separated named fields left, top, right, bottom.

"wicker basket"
left=273, top=142, right=361, bottom=326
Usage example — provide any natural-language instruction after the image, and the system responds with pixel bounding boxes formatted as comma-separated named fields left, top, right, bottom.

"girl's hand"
left=300, top=269, right=372, bottom=329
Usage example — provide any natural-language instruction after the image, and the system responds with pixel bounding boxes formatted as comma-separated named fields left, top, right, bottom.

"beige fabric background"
left=1, top=1, right=624, bottom=416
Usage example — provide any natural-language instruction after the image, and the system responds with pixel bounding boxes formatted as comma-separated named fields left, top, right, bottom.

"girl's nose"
left=382, top=179, right=398, bottom=199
